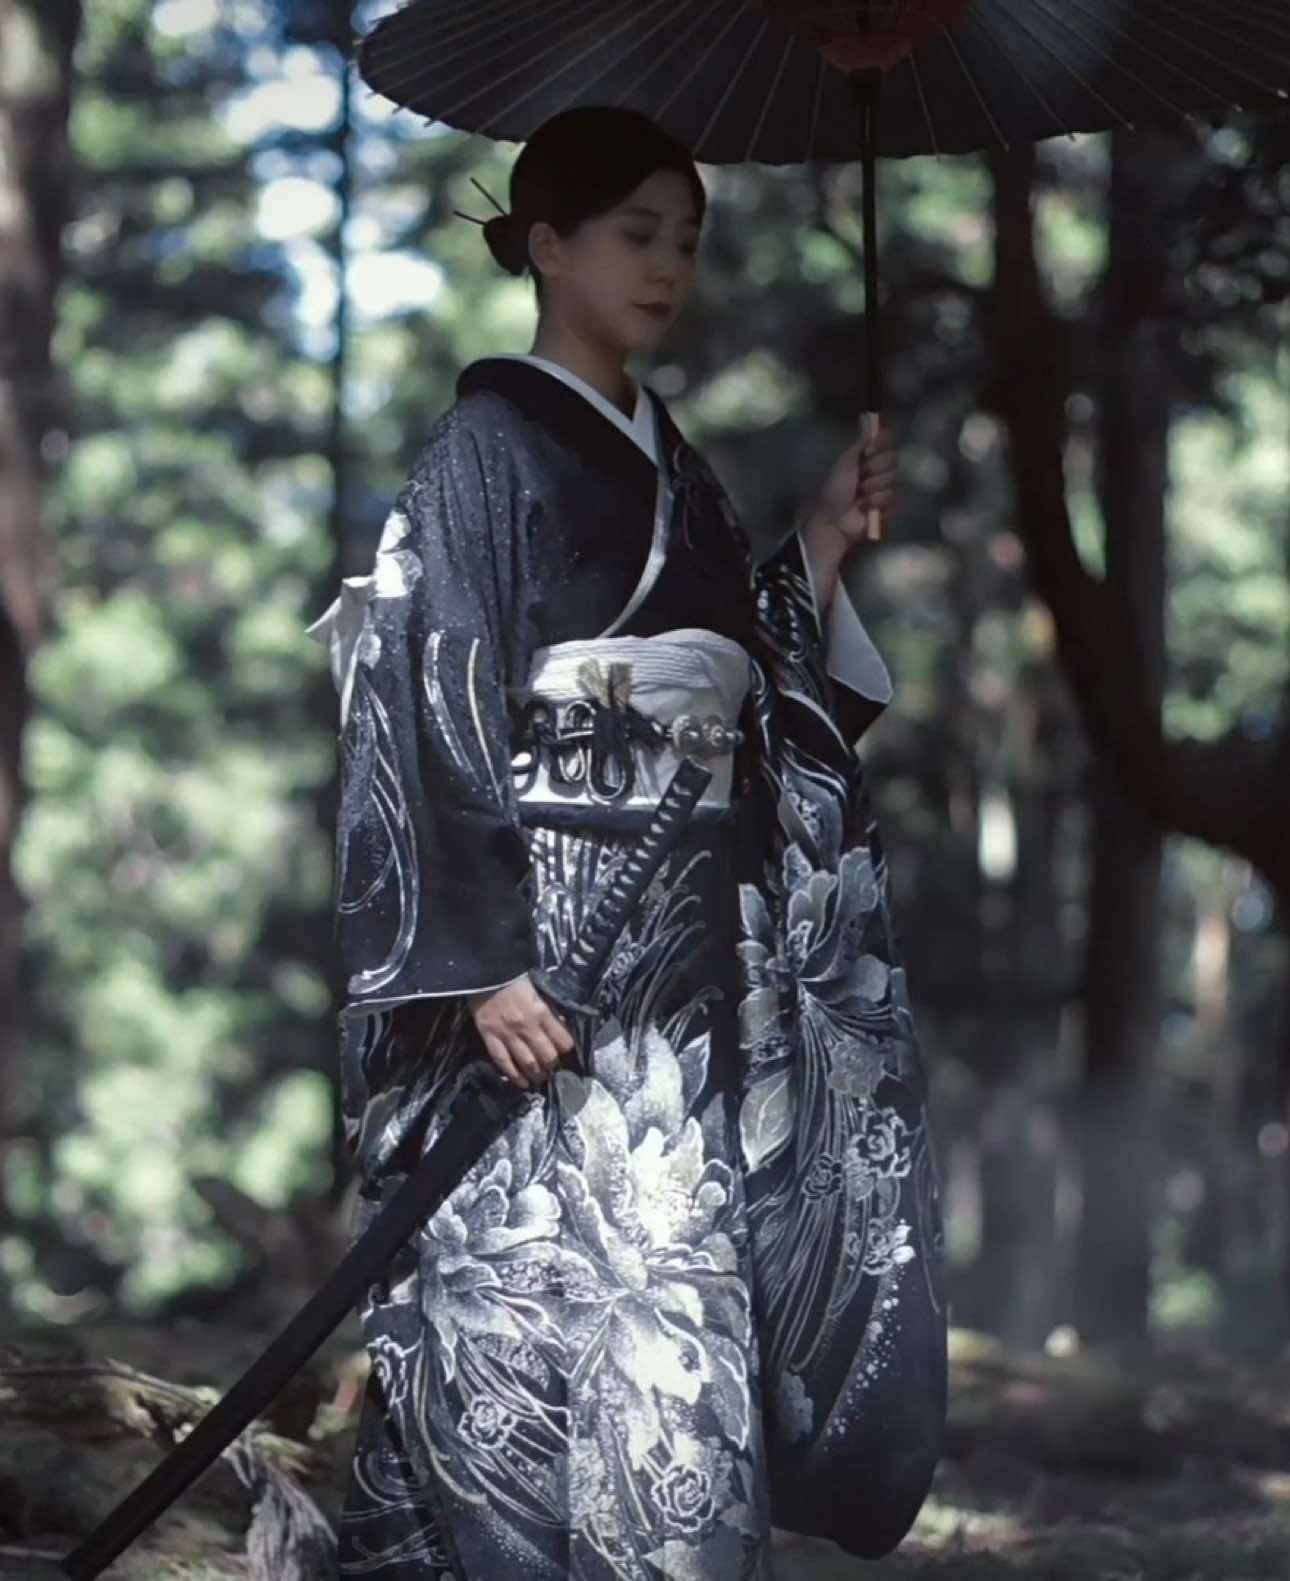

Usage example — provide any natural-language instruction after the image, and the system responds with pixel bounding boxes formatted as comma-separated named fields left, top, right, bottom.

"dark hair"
left=482, top=107, right=706, bottom=284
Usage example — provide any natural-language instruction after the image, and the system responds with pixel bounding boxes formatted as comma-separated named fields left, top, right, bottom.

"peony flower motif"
left=826, top=1028, right=906, bottom=1098
left=737, top=841, right=893, bottom=1177
left=862, top=1218, right=916, bottom=1279
left=459, top=1394, right=518, bottom=1450
left=415, top=1103, right=589, bottom=1385
left=854, top=1104, right=914, bottom=1183
left=735, top=886, right=796, bottom=1079
left=641, top=1434, right=760, bottom=1580
left=737, top=767, right=922, bottom=1183
left=555, top=1023, right=755, bottom=1464
left=651, top=1461, right=716, bottom=1536
left=738, top=804, right=890, bottom=1046
left=801, top=1152, right=845, bottom=1199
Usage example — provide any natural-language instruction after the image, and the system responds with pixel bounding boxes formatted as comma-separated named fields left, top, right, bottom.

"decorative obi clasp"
left=509, top=628, right=752, bottom=825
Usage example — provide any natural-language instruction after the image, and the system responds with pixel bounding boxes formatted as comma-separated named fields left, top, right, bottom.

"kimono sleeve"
left=307, top=410, right=534, bottom=1015
left=752, top=526, right=893, bottom=750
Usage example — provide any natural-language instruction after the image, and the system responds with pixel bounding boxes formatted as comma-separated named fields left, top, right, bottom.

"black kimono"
left=307, top=357, right=946, bottom=1580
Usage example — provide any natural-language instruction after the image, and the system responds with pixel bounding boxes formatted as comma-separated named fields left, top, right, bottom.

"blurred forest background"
left=2, top=0, right=1290, bottom=1575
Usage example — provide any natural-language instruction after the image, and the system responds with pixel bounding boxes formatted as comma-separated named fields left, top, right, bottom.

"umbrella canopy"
left=357, top=0, right=1290, bottom=536
left=359, top=0, right=1290, bottom=163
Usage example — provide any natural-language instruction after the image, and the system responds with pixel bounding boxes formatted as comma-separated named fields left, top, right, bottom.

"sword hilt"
left=533, top=756, right=711, bottom=1014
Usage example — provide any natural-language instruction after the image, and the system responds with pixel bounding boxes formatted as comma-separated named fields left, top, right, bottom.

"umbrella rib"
left=940, top=26, right=1011, bottom=150
left=654, top=0, right=762, bottom=120
left=607, top=0, right=743, bottom=115
left=1169, top=0, right=1290, bottom=45
left=806, top=51, right=828, bottom=161
left=1120, top=0, right=1290, bottom=82
left=477, top=0, right=693, bottom=133
left=487, top=0, right=755, bottom=135
left=746, top=33, right=798, bottom=162
left=990, top=0, right=1152, bottom=126
left=361, top=0, right=580, bottom=76
left=1024, top=0, right=1283, bottom=118
left=360, top=0, right=519, bottom=58
left=366, top=0, right=629, bottom=104
left=694, top=14, right=773, bottom=155
left=961, top=5, right=1075, bottom=140
left=1049, top=0, right=1290, bottom=106
left=378, top=0, right=660, bottom=124
left=905, top=49, right=942, bottom=157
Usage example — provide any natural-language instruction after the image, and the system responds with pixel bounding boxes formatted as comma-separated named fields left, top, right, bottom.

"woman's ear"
left=527, top=220, right=561, bottom=284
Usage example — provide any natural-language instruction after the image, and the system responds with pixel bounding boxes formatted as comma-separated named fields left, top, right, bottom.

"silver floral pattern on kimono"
left=308, top=359, right=946, bottom=1580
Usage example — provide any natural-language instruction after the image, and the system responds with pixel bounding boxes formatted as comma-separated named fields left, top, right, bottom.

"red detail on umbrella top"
left=760, top=0, right=970, bottom=71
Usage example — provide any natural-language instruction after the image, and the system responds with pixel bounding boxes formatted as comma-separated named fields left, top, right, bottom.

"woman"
left=308, top=106, right=945, bottom=1581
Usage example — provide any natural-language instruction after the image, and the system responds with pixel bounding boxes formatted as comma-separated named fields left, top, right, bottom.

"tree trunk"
left=1074, top=128, right=1179, bottom=1342
left=321, top=41, right=353, bottom=1207
left=988, top=128, right=1188, bottom=1340
left=0, top=0, right=82, bottom=1251
left=975, top=678, right=1070, bottom=1347
left=990, top=125, right=1290, bottom=1332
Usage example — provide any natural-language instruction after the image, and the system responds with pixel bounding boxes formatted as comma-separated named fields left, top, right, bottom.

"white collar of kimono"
left=497, top=353, right=659, bottom=467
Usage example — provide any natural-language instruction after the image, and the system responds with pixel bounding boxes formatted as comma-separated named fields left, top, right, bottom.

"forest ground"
left=4, top=1321, right=1290, bottom=1579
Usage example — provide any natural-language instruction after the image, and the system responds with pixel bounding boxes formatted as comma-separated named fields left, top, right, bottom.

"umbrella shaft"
left=853, top=69, right=883, bottom=413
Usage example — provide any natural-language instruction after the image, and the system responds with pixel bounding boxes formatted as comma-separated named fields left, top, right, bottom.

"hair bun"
left=483, top=212, right=531, bottom=276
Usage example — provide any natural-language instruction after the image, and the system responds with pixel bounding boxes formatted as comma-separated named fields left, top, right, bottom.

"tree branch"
left=987, top=147, right=1290, bottom=892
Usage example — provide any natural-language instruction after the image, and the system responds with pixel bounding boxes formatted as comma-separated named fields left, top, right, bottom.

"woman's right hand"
left=467, top=973, right=575, bottom=1090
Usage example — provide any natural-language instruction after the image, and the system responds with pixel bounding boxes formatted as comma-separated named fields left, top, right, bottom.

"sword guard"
left=528, top=967, right=597, bottom=1026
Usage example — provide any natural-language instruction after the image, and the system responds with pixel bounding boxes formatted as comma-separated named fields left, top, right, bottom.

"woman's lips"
left=634, top=303, right=672, bottom=321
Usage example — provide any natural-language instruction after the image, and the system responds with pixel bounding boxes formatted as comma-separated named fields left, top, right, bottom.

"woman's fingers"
left=542, top=1007, right=576, bottom=1057
left=859, top=423, right=898, bottom=474
left=515, top=1026, right=562, bottom=1076
left=859, top=441, right=898, bottom=475
left=469, top=973, right=574, bottom=1089
left=480, top=1031, right=529, bottom=1090
left=856, top=440, right=898, bottom=517
left=516, top=979, right=574, bottom=1064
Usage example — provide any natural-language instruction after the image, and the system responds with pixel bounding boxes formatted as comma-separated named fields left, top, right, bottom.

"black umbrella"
left=359, top=0, right=1290, bottom=534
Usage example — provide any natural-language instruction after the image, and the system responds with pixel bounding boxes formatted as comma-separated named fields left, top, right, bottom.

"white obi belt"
left=508, top=628, right=751, bottom=825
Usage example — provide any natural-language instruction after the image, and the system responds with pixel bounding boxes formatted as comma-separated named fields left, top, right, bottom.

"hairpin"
left=470, top=177, right=506, bottom=214
left=453, top=176, right=510, bottom=228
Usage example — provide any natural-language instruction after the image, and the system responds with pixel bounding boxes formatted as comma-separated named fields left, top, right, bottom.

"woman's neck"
left=529, top=323, right=634, bottom=417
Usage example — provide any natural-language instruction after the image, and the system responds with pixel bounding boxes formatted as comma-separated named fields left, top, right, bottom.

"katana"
left=62, top=755, right=714, bottom=1581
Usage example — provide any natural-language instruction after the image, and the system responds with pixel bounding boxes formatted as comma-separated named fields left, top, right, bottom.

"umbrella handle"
left=853, top=71, right=884, bottom=546
left=860, top=409, right=884, bottom=542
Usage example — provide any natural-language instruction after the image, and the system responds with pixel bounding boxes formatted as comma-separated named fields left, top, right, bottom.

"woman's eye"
left=622, top=229, right=698, bottom=260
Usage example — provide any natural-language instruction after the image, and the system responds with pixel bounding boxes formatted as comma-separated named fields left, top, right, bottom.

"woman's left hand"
left=804, top=416, right=899, bottom=561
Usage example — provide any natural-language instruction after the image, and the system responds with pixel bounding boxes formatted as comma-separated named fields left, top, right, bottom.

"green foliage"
left=11, top=0, right=338, bottom=1315
left=1168, top=371, right=1290, bottom=741
left=10, top=2, right=1289, bottom=1353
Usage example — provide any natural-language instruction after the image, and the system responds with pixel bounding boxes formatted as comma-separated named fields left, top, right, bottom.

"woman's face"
left=531, top=168, right=703, bottom=356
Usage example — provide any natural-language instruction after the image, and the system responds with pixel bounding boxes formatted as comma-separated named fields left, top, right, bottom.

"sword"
left=62, top=756, right=713, bottom=1580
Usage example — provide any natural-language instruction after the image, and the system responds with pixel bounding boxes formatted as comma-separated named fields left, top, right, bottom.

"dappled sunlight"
left=2, top=0, right=1288, bottom=1575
